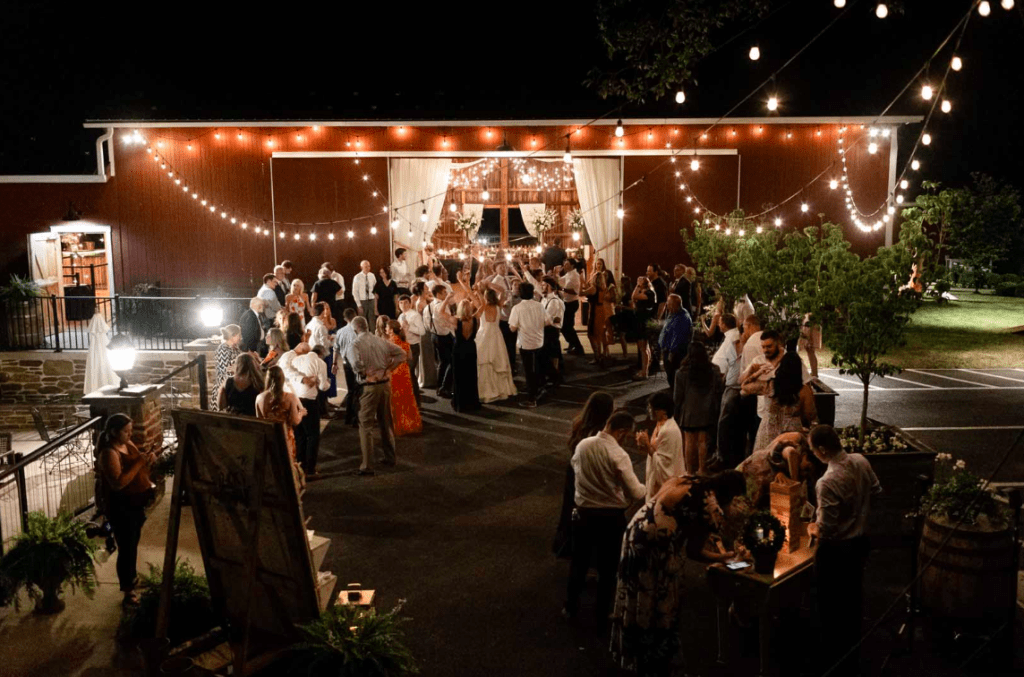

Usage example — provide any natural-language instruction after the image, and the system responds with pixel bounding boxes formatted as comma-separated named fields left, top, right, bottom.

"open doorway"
left=47, top=223, right=115, bottom=298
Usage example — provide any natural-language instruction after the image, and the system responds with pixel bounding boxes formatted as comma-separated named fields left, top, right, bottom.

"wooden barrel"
left=4, top=300, right=46, bottom=348
left=918, top=517, right=1016, bottom=622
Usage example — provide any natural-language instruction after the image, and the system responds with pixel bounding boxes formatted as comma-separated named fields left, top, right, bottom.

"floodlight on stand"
left=107, top=334, right=136, bottom=391
left=200, top=306, right=223, bottom=328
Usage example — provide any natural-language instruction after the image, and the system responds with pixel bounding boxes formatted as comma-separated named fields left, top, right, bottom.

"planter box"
left=858, top=418, right=937, bottom=548
left=810, top=378, right=838, bottom=426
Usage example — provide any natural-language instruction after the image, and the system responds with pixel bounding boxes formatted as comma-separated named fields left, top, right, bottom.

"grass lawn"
left=814, top=289, right=1024, bottom=369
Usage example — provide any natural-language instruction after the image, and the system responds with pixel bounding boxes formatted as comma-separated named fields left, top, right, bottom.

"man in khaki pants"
left=343, top=316, right=407, bottom=476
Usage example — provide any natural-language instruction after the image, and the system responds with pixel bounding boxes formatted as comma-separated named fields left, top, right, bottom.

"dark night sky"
left=2, top=0, right=1022, bottom=191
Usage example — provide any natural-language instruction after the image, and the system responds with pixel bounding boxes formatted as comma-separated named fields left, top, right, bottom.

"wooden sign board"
left=159, top=409, right=332, bottom=674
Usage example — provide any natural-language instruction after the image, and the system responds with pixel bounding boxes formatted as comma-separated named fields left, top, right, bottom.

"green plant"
left=0, top=274, right=44, bottom=304
left=119, top=560, right=219, bottom=645
left=741, top=510, right=785, bottom=555
left=288, top=601, right=419, bottom=676
left=0, top=511, right=96, bottom=613
left=994, top=281, right=1021, bottom=297
left=836, top=425, right=909, bottom=454
left=152, top=450, right=177, bottom=478
left=1002, top=273, right=1022, bottom=285
left=914, top=454, right=1006, bottom=528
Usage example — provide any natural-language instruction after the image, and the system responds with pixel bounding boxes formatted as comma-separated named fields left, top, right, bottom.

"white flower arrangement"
left=530, top=208, right=558, bottom=234
left=568, top=208, right=586, bottom=232
left=453, top=212, right=480, bottom=234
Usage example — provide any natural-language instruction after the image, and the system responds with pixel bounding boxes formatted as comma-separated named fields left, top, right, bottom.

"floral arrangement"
left=837, top=424, right=909, bottom=454
left=741, top=510, right=786, bottom=555
left=913, top=454, right=1006, bottom=528
left=529, top=208, right=558, bottom=234
left=453, top=212, right=480, bottom=235
left=568, top=208, right=586, bottom=232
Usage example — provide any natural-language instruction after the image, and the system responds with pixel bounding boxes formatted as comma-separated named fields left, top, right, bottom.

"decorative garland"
left=741, top=510, right=786, bottom=554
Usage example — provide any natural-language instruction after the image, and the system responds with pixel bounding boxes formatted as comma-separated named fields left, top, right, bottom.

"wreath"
left=741, top=510, right=786, bottom=554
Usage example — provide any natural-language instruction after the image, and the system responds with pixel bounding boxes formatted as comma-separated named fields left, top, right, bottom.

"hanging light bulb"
left=941, top=99, right=952, bottom=113
left=911, top=159, right=921, bottom=170
left=563, top=141, right=572, bottom=163
left=449, top=202, right=457, bottom=212
left=420, top=207, right=428, bottom=222
left=482, top=189, right=490, bottom=200
left=616, top=204, right=624, bottom=219
left=614, top=120, right=624, bottom=137
left=801, top=203, right=810, bottom=213
left=896, top=194, right=905, bottom=204
left=922, top=133, right=932, bottom=145
left=391, top=218, right=400, bottom=229
left=347, top=230, right=355, bottom=239
left=767, top=96, right=779, bottom=111
left=921, top=84, right=933, bottom=100
left=328, top=231, right=335, bottom=240
left=978, top=0, right=991, bottom=15
left=293, top=233, right=300, bottom=240
left=572, top=232, right=581, bottom=241
left=875, top=3, right=888, bottom=18
left=370, top=226, right=378, bottom=235
left=834, top=0, right=846, bottom=5
left=900, top=179, right=909, bottom=189
left=749, top=45, right=760, bottom=61
left=675, top=90, right=685, bottom=104
left=309, top=232, right=316, bottom=240
left=241, top=222, right=248, bottom=230
left=1002, top=0, right=1015, bottom=9
left=868, top=142, right=879, bottom=154
left=774, top=217, right=782, bottom=227
left=829, top=179, right=839, bottom=189
left=951, top=55, right=963, bottom=71
left=690, top=158, right=700, bottom=171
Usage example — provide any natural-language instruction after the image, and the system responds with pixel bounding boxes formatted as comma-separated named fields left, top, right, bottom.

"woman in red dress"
left=385, top=320, right=423, bottom=436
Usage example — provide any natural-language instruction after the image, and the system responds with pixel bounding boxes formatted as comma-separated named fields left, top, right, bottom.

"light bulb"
left=482, top=189, right=490, bottom=200
left=201, top=199, right=207, bottom=206
left=563, top=146, right=572, bottom=163
left=868, top=142, right=879, bottom=154
left=869, top=127, right=879, bottom=137
left=979, top=0, right=991, bottom=15
left=187, top=144, right=193, bottom=150
left=279, top=232, right=285, bottom=239
left=347, top=230, right=355, bottom=239
left=725, top=228, right=732, bottom=235
left=829, top=179, right=839, bottom=189
left=774, top=217, right=782, bottom=227
left=876, top=3, right=888, bottom=18
left=241, top=223, right=247, bottom=229
left=911, top=159, right=921, bottom=170
left=449, top=203, right=457, bottom=212
left=691, top=158, right=700, bottom=171
left=922, top=133, right=932, bottom=145
left=615, top=120, right=624, bottom=137
left=230, top=217, right=236, bottom=224
left=801, top=203, right=809, bottom=213
left=896, top=195, right=905, bottom=204
left=505, top=254, right=513, bottom=262
left=220, top=212, right=227, bottom=218
left=616, top=204, right=624, bottom=219
left=835, top=0, right=846, bottom=5
left=941, top=99, right=952, bottom=113
left=328, top=232, right=335, bottom=240
left=214, top=133, right=220, bottom=140
left=675, top=90, right=685, bottom=104
left=209, top=206, right=216, bottom=212
left=921, top=84, right=933, bottom=100
left=900, top=179, right=909, bottom=189
left=767, top=96, right=778, bottom=111
left=293, top=233, right=300, bottom=240
left=951, top=55, right=963, bottom=71
left=1002, top=0, right=1014, bottom=9
left=749, top=45, right=760, bottom=61
left=420, top=208, right=428, bottom=222
left=192, top=193, right=198, bottom=199
left=882, top=128, right=891, bottom=138
left=309, top=232, right=316, bottom=240
left=572, top=232, right=581, bottom=241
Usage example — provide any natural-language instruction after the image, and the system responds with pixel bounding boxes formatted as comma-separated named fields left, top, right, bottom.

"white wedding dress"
left=476, top=307, right=517, bottom=403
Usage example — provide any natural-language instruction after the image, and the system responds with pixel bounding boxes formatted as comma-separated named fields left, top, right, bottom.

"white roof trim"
left=0, top=175, right=108, bottom=184
left=84, top=116, right=924, bottom=129
left=272, top=149, right=739, bottom=159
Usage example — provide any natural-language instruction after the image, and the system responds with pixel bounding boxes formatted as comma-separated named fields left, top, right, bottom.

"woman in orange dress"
left=255, top=366, right=306, bottom=464
left=285, top=279, right=310, bottom=326
left=385, top=320, right=423, bottom=436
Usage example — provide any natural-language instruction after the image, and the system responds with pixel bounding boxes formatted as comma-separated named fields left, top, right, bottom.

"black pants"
left=561, top=300, right=584, bottom=353
left=664, top=350, right=683, bottom=389
left=520, top=347, right=544, bottom=401
left=343, top=360, right=362, bottom=425
left=434, top=333, right=454, bottom=394
left=408, top=343, right=421, bottom=405
left=543, top=326, right=563, bottom=386
left=108, top=500, right=147, bottom=592
left=816, top=536, right=870, bottom=675
left=500, top=320, right=518, bottom=376
left=295, top=397, right=321, bottom=473
left=739, top=394, right=761, bottom=456
left=565, top=507, right=627, bottom=621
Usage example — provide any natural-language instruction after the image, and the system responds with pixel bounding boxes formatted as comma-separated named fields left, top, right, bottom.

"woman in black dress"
left=451, top=300, right=481, bottom=412
left=217, top=353, right=263, bottom=416
left=375, top=267, right=399, bottom=320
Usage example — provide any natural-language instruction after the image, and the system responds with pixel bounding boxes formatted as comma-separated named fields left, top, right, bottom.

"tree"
left=813, top=222, right=932, bottom=442
left=586, top=0, right=772, bottom=103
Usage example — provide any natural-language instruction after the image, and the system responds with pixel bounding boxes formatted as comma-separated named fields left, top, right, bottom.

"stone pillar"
left=82, top=385, right=166, bottom=455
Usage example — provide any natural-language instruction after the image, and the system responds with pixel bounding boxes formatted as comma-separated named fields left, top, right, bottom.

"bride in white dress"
left=475, top=288, right=517, bottom=402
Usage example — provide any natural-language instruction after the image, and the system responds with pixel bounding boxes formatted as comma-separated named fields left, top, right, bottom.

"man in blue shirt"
left=659, top=294, right=692, bottom=386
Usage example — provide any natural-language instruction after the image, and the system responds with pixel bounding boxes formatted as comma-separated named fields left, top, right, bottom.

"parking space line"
left=818, top=373, right=884, bottom=389
left=830, top=386, right=1024, bottom=392
left=905, top=369, right=997, bottom=387
left=959, top=369, right=1024, bottom=384
left=879, top=374, right=939, bottom=389
left=900, top=426, right=1024, bottom=431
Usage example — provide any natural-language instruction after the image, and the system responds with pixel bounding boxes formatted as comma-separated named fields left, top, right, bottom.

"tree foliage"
left=586, top=0, right=771, bottom=103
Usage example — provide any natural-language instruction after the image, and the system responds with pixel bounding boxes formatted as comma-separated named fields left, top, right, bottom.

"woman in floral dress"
left=610, top=470, right=746, bottom=676
left=385, top=320, right=423, bottom=436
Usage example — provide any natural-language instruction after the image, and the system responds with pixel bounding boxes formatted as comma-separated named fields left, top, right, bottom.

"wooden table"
left=706, top=545, right=817, bottom=676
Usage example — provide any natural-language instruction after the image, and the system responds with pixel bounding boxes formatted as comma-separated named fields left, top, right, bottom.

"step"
left=317, top=571, right=338, bottom=612
left=309, top=533, right=331, bottom=572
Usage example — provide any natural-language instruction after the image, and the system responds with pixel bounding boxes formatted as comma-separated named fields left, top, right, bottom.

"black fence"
left=0, top=294, right=251, bottom=352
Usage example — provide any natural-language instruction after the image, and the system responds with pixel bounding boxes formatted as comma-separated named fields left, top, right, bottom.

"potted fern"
left=0, top=511, right=97, bottom=614
left=0, top=274, right=46, bottom=348
left=286, top=601, right=418, bottom=676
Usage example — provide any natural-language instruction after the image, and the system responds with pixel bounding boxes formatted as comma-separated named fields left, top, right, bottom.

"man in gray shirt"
left=343, top=316, right=408, bottom=475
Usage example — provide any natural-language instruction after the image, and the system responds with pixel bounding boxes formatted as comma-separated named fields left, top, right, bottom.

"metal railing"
left=0, top=416, right=102, bottom=553
left=0, top=295, right=251, bottom=352
left=155, top=355, right=210, bottom=452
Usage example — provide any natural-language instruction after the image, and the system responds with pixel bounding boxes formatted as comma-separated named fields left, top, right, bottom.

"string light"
left=911, top=159, right=921, bottom=170
left=328, top=231, right=335, bottom=240
left=675, top=90, right=685, bottom=104
left=614, top=120, right=624, bottom=137
left=921, top=84, right=933, bottom=100
left=951, top=55, right=963, bottom=71
left=868, top=142, right=879, bottom=154
left=1002, top=0, right=1015, bottom=9
left=875, top=3, right=888, bottom=19
left=563, top=140, right=573, bottom=163
left=749, top=45, right=760, bottom=60
left=922, top=133, right=932, bottom=145
left=941, top=99, right=952, bottom=113
left=293, top=233, right=300, bottom=240
left=572, top=232, right=581, bottom=241
left=767, top=96, right=779, bottom=111
left=449, top=203, right=457, bottom=212
left=348, top=230, right=355, bottom=239
left=801, top=202, right=809, bottom=213
left=829, top=179, right=839, bottom=189
left=482, top=189, right=491, bottom=200
left=774, top=217, right=782, bottom=227
left=834, top=0, right=846, bottom=6
left=420, top=205, right=428, bottom=222
left=279, top=232, right=285, bottom=239
left=616, top=204, right=625, bottom=219
left=309, top=232, right=316, bottom=240
left=391, top=218, right=400, bottom=229
left=978, top=0, right=991, bottom=15
left=900, top=179, right=909, bottom=189
left=690, top=158, right=700, bottom=171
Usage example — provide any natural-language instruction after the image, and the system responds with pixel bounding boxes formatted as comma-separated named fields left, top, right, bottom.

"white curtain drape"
left=84, top=313, right=120, bottom=394
left=390, top=158, right=452, bottom=257
left=519, top=203, right=546, bottom=239
left=463, top=203, right=484, bottom=241
left=572, top=158, right=621, bottom=275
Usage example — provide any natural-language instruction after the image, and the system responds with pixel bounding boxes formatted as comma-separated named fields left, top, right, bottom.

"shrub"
left=994, top=282, right=1019, bottom=297
left=118, top=560, right=219, bottom=646
left=914, top=454, right=1006, bottom=528
left=1001, top=273, right=1021, bottom=285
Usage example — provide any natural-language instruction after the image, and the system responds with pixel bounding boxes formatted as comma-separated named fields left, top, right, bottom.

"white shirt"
left=400, top=309, right=425, bottom=345
left=306, top=316, right=332, bottom=351
left=815, top=451, right=882, bottom=541
left=353, top=271, right=377, bottom=303
left=712, top=327, right=741, bottom=387
left=739, top=330, right=763, bottom=374
left=508, top=299, right=547, bottom=350
left=559, top=269, right=581, bottom=303
left=571, top=431, right=646, bottom=509
left=279, top=351, right=329, bottom=400
left=423, top=299, right=453, bottom=337
left=542, top=293, right=565, bottom=329
left=391, top=259, right=413, bottom=288
left=330, top=271, right=346, bottom=299
left=257, top=285, right=281, bottom=320
left=646, top=417, right=684, bottom=500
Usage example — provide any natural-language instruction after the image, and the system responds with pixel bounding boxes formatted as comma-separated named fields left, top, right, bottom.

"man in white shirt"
left=555, top=259, right=584, bottom=356
left=391, top=248, right=414, bottom=294
left=636, top=392, right=684, bottom=498
left=256, top=273, right=281, bottom=323
left=540, top=276, right=565, bottom=387
left=737, top=315, right=763, bottom=455
left=711, top=314, right=744, bottom=466
left=508, top=281, right=549, bottom=407
left=352, top=260, right=377, bottom=329
left=564, top=411, right=644, bottom=622
left=423, top=285, right=455, bottom=398
left=279, top=342, right=329, bottom=476
left=305, top=302, right=334, bottom=353
left=398, top=294, right=424, bottom=404
left=738, top=326, right=813, bottom=454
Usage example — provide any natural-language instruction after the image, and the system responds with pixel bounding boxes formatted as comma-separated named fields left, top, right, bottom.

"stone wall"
left=0, top=349, right=217, bottom=430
